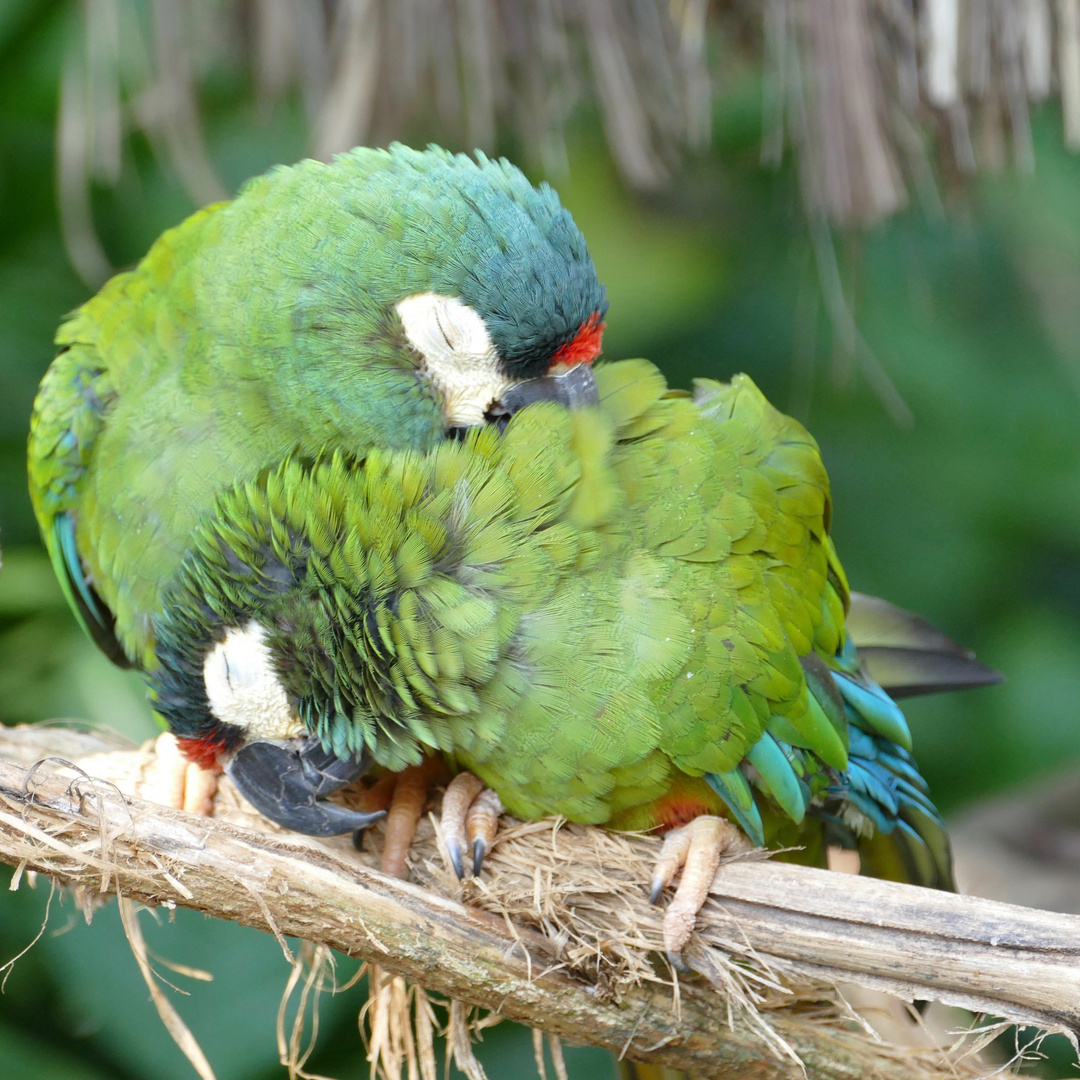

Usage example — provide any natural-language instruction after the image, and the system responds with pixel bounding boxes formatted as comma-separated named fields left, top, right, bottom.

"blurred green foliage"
left=3, top=2, right=1080, bottom=1078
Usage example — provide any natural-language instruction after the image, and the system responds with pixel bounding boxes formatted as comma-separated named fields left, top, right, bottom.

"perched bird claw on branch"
left=138, top=732, right=219, bottom=818
left=649, top=815, right=750, bottom=968
left=441, top=772, right=504, bottom=879
left=376, top=758, right=447, bottom=879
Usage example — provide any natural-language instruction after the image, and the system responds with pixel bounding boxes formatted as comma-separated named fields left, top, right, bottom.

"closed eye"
left=433, top=303, right=457, bottom=351
left=395, top=292, right=512, bottom=428
left=397, top=292, right=493, bottom=361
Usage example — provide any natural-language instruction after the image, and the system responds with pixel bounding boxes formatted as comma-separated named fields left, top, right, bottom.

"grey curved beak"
left=495, top=363, right=599, bottom=416
left=226, top=737, right=384, bottom=837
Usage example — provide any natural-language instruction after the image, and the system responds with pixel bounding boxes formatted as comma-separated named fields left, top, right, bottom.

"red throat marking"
left=550, top=312, right=605, bottom=369
left=176, top=734, right=228, bottom=773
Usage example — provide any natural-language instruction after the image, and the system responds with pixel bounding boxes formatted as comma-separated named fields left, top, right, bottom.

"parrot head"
left=373, top=146, right=608, bottom=427
left=246, top=144, right=609, bottom=437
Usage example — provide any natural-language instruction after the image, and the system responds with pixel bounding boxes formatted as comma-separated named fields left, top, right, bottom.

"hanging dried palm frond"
left=58, top=0, right=1080, bottom=283
left=764, top=0, right=1080, bottom=225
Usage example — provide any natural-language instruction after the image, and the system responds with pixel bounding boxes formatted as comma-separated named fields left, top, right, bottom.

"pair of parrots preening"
left=28, top=145, right=996, bottom=961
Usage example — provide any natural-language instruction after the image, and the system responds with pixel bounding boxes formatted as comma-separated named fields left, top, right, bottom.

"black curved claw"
left=226, top=738, right=384, bottom=837
left=471, top=837, right=488, bottom=878
left=447, top=838, right=466, bottom=880
left=667, top=950, right=691, bottom=975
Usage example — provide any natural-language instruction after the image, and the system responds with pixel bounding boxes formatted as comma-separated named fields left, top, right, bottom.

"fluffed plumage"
left=29, top=145, right=606, bottom=669
left=150, top=358, right=960, bottom=889
left=29, top=145, right=996, bottom=910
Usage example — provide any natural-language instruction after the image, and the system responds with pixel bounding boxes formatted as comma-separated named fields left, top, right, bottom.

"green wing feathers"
left=28, top=203, right=232, bottom=667
left=27, top=339, right=131, bottom=666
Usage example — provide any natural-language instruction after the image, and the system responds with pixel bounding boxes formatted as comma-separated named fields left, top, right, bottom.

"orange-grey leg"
left=378, top=757, right=447, bottom=879
left=649, top=815, right=749, bottom=970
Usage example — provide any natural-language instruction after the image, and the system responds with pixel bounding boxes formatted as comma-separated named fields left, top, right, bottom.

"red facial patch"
left=550, top=312, right=605, bottom=369
left=176, top=734, right=228, bottom=773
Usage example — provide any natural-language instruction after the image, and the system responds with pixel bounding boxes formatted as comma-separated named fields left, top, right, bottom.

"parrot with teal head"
left=28, top=146, right=999, bottom=963
left=29, top=144, right=606, bottom=832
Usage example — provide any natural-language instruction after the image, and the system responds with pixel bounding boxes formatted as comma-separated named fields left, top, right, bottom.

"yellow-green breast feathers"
left=158, top=358, right=853, bottom=829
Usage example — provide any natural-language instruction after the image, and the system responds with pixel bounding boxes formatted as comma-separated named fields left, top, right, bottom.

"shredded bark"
left=0, top=724, right=1075, bottom=1080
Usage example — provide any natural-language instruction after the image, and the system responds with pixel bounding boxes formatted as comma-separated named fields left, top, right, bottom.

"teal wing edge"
left=28, top=341, right=132, bottom=669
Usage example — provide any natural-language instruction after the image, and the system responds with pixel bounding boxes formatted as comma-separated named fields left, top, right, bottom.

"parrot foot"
left=648, top=815, right=749, bottom=971
left=139, top=733, right=219, bottom=816
left=441, top=771, right=504, bottom=879
left=375, top=757, right=447, bottom=879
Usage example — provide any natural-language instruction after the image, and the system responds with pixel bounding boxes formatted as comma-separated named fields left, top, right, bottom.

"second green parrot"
left=147, top=357, right=994, bottom=956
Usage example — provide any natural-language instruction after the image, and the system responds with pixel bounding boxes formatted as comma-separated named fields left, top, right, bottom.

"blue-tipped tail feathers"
left=706, top=633, right=956, bottom=892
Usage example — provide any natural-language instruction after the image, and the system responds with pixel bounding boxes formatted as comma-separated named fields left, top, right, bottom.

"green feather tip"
left=705, top=769, right=765, bottom=847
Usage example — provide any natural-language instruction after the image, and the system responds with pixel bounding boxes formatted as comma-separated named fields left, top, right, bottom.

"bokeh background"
left=2, top=2, right=1080, bottom=1078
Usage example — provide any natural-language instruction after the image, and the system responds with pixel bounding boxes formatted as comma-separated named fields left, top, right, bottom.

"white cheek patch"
left=396, top=292, right=514, bottom=427
left=203, top=622, right=303, bottom=741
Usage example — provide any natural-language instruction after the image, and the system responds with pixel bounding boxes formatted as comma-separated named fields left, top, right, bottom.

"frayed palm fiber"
left=58, top=1, right=1080, bottom=286
left=0, top=729, right=1041, bottom=1080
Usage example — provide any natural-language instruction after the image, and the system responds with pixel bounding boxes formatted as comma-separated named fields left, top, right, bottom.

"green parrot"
left=29, top=145, right=606, bottom=824
left=29, top=144, right=607, bottom=669
left=144, top=358, right=996, bottom=957
left=29, top=145, right=998, bottom=962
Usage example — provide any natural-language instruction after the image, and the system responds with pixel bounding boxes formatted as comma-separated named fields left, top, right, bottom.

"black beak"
left=225, top=737, right=385, bottom=837
left=492, top=363, right=599, bottom=419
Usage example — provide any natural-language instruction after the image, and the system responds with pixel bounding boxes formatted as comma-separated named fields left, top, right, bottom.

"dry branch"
left=0, top=724, right=1076, bottom=1080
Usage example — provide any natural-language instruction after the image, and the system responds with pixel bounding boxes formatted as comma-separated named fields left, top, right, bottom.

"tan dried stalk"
left=57, top=0, right=1080, bottom=285
left=0, top=724, right=1075, bottom=1080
